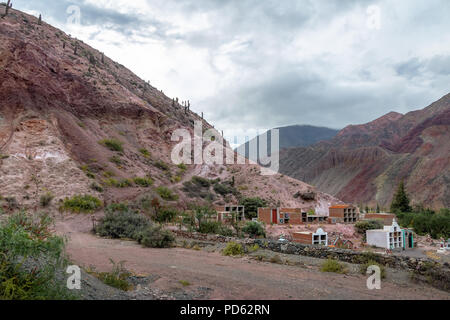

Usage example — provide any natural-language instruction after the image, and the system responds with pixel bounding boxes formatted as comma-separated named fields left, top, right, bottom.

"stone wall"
left=254, top=239, right=450, bottom=291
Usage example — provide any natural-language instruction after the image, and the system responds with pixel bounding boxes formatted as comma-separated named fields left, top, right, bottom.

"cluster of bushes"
left=60, top=195, right=102, bottom=213
left=198, top=221, right=234, bottom=237
left=182, top=176, right=215, bottom=200
left=133, top=177, right=154, bottom=188
left=182, top=176, right=239, bottom=201
left=95, top=206, right=174, bottom=248
left=0, top=212, right=76, bottom=300
left=396, top=208, right=450, bottom=239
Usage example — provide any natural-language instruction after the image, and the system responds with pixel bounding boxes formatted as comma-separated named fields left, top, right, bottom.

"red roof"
left=329, top=205, right=351, bottom=209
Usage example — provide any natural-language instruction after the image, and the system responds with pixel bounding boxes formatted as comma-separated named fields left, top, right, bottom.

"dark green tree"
left=390, top=181, right=412, bottom=213
left=239, top=197, right=267, bottom=219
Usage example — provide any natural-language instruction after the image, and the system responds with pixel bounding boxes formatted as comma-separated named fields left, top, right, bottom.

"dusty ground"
left=55, top=215, right=449, bottom=300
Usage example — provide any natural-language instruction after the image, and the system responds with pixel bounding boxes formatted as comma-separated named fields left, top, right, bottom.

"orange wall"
left=258, top=208, right=272, bottom=224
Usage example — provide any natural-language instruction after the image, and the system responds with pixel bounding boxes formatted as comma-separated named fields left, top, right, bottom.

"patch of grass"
left=222, top=242, right=244, bottom=256
left=60, top=195, right=102, bottom=213
left=248, top=244, right=260, bottom=253
left=133, top=177, right=154, bottom=188
left=139, top=148, right=151, bottom=158
left=270, top=255, right=283, bottom=264
left=179, top=280, right=191, bottom=287
left=40, top=192, right=54, bottom=207
left=156, top=186, right=179, bottom=201
left=109, top=155, right=123, bottom=166
left=89, top=259, right=132, bottom=291
left=320, top=259, right=347, bottom=274
left=99, top=138, right=124, bottom=152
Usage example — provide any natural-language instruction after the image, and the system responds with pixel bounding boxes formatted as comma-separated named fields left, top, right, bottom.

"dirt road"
left=56, top=215, right=450, bottom=300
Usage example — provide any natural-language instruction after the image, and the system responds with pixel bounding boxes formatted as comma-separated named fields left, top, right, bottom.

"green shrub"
left=90, top=182, right=104, bottom=192
left=222, top=242, right=244, bottom=256
left=40, top=192, right=54, bottom=207
left=139, top=225, right=175, bottom=248
left=213, top=183, right=236, bottom=196
left=360, top=260, right=386, bottom=279
left=355, top=220, right=384, bottom=240
left=239, top=197, right=267, bottom=219
left=154, top=207, right=179, bottom=223
left=196, top=221, right=233, bottom=236
left=155, top=160, right=170, bottom=171
left=156, top=186, right=179, bottom=201
left=242, top=221, right=266, bottom=238
left=133, top=177, right=154, bottom=187
left=105, top=203, right=130, bottom=214
left=177, top=163, right=187, bottom=171
left=320, top=259, right=347, bottom=274
left=99, top=139, right=124, bottom=152
left=192, top=176, right=211, bottom=188
left=60, top=195, right=102, bottom=213
left=96, top=210, right=150, bottom=239
left=0, top=212, right=75, bottom=300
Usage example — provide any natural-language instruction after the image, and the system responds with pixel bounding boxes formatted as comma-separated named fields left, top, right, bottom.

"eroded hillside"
left=0, top=8, right=340, bottom=214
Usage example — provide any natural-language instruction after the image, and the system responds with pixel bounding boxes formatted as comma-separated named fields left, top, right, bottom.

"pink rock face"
left=0, top=8, right=340, bottom=212
left=280, top=93, right=450, bottom=210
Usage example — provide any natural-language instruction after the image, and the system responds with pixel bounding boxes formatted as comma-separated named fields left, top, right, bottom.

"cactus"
left=63, top=41, right=66, bottom=49
left=74, top=43, right=78, bottom=55
left=38, top=14, right=42, bottom=25
left=101, top=52, right=104, bottom=63
left=2, top=0, right=11, bottom=17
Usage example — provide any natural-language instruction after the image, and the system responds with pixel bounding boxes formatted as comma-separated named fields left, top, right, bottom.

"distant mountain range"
left=278, top=94, right=450, bottom=210
left=237, top=125, right=340, bottom=155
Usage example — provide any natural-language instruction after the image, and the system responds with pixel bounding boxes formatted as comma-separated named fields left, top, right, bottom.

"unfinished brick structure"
left=214, top=205, right=245, bottom=223
left=292, top=228, right=328, bottom=246
left=329, top=205, right=359, bottom=224
left=258, top=208, right=328, bottom=225
left=363, top=213, right=396, bottom=226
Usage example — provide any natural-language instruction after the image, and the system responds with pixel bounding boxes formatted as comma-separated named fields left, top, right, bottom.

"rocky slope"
left=0, top=8, right=340, bottom=214
left=280, top=94, right=450, bottom=209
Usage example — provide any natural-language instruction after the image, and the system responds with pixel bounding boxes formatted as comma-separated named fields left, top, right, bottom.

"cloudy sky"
left=13, top=0, right=450, bottom=145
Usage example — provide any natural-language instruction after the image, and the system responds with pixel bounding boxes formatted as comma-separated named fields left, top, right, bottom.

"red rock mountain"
left=280, top=94, right=450, bottom=210
left=0, top=8, right=340, bottom=214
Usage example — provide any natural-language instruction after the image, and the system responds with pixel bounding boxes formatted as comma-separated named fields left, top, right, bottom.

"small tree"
left=239, top=197, right=267, bottom=219
left=390, top=181, right=412, bottom=213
